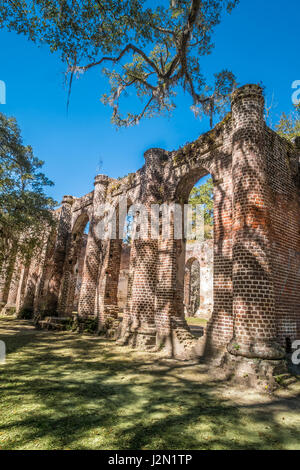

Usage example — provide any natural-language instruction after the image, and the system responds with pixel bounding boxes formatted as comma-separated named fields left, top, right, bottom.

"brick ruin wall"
left=115, top=241, right=213, bottom=318
left=184, top=240, right=214, bottom=320
left=1, top=84, right=300, bottom=362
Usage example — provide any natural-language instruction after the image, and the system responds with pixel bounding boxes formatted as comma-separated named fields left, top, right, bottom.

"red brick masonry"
left=1, top=85, right=299, bottom=362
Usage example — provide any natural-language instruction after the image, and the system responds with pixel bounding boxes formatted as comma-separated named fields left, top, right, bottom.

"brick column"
left=154, top=234, right=178, bottom=348
left=0, top=250, right=16, bottom=307
left=184, top=260, right=191, bottom=310
left=155, top=213, right=197, bottom=356
left=0, top=265, right=7, bottom=305
left=15, top=264, right=30, bottom=313
left=57, top=222, right=88, bottom=316
left=97, top=238, right=123, bottom=326
left=78, top=175, right=110, bottom=316
left=2, top=255, right=23, bottom=314
left=120, top=203, right=158, bottom=349
left=33, top=228, right=54, bottom=317
left=228, top=84, right=284, bottom=359
left=44, top=195, right=74, bottom=315
left=17, top=253, right=42, bottom=316
left=129, top=236, right=158, bottom=348
left=117, top=241, right=135, bottom=344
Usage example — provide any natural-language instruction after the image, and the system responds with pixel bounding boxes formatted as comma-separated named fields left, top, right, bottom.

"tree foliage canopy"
left=189, top=176, right=213, bottom=238
left=275, top=105, right=300, bottom=142
left=0, top=112, right=56, bottom=265
left=0, top=0, right=239, bottom=126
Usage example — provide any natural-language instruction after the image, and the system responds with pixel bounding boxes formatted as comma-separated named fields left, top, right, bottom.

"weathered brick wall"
left=0, top=246, right=17, bottom=307
left=73, top=234, right=88, bottom=311
left=228, top=85, right=286, bottom=360
left=117, top=244, right=130, bottom=309
left=184, top=240, right=214, bottom=319
left=78, top=177, right=110, bottom=317
left=2, top=84, right=299, bottom=362
left=57, top=212, right=90, bottom=315
left=33, top=226, right=59, bottom=316
left=1, top=254, right=24, bottom=314
left=41, top=196, right=74, bottom=315
left=266, top=131, right=300, bottom=346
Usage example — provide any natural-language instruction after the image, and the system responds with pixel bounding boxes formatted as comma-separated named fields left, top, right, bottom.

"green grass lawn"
left=186, top=317, right=208, bottom=327
left=0, top=317, right=300, bottom=450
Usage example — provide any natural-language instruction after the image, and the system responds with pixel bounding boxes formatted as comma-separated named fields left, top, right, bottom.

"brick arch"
left=57, top=211, right=90, bottom=315
left=165, top=149, right=234, bottom=355
left=71, top=211, right=90, bottom=235
left=19, top=84, right=299, bottom=365
left=174, top=167, right=213, bottom=204
left=185, top=256, right=200, bottom=268
left=172, top=168, right=215, bottom=320
left=94, top=197, right=135, bottom=330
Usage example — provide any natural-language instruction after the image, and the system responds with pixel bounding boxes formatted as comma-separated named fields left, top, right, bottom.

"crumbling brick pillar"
left=97, top=238, right=122, bottom=327
left=119, top=202, right=158, bottom=349
left=0, top=269, right=7, bottom=308
left=44, top=195, right=74, bottom=315
left=184, top=260, right=191, bottom=311
left=0, top=249, right=16, bottom=307
left=0, top=264, right=8, bottom=305
left=57, top=219, right=88, bottom=316
left=56, top=257, right=74, bottom=316
left=2, top=255, right=23, bottom=315
left=117, top=242, right=135, bottom=343
left=78, top=175, right=110, bottom=316
left=155, top=216, right=199, bottom=357
left=206, top=176, right=233, bottom=351
left=17, top=254, right=42, bottom=316
left=15, top=264, right=30, bottom=313
left=129, top=235, right=158, bottom=348
left=154, top=235, right=178, bottom=349
left=174, top=238, right=186, bottom=319
left=32, top=230, right=54, bottom=317
left=228, top=84, right=284, bottom=359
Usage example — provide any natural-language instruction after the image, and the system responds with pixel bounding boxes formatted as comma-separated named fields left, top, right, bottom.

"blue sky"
left=0, top=0, right=299, bottom=203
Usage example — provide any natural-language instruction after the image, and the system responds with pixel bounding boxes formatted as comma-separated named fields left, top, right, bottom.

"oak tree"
left=0, top=0, right=239, bottom=126
left=276, top=104, right=300, bottom=142
left=0, top=112, right=56, bottom=266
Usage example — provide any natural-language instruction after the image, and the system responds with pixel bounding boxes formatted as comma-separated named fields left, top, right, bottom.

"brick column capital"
left=61, top=195, right=75, bottom=206
left=94, top=174, right=111, bottom=187
left=231, top=84, right=265, bottom=130
left=231, top=84, right=264, bottom=106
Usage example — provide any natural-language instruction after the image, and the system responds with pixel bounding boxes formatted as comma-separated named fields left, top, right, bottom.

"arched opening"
left=176, top=171, right=214, bottom=336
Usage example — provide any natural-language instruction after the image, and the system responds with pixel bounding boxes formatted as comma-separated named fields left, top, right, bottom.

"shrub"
left=18, top=307, right=33, bottom=319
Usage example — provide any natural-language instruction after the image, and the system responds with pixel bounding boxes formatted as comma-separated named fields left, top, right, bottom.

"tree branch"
left=75, top=43, right=162, bottom=78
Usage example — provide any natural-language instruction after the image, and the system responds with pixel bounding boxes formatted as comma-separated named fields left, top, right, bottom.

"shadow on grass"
left=0, top=320, right=300, bottom=450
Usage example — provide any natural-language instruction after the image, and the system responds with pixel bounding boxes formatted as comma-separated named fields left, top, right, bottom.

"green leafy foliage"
left=189, top=177, right=213, bottom=238
left=189, top=260, right=200, bottom=315
left=275, top=105, right=300, bottom=142
left=0, top=112, right=56, bottom=266
left=0, top=0, right=239, bottom=127
left=18, top=307, right=34, bottom=319
left=72, top=314, right=98, bottom=333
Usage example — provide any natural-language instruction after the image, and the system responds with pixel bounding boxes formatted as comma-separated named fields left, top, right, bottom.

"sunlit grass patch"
left=0, top=318, right=299, bottom=450
left=186, top=317, right=208, bottom=326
